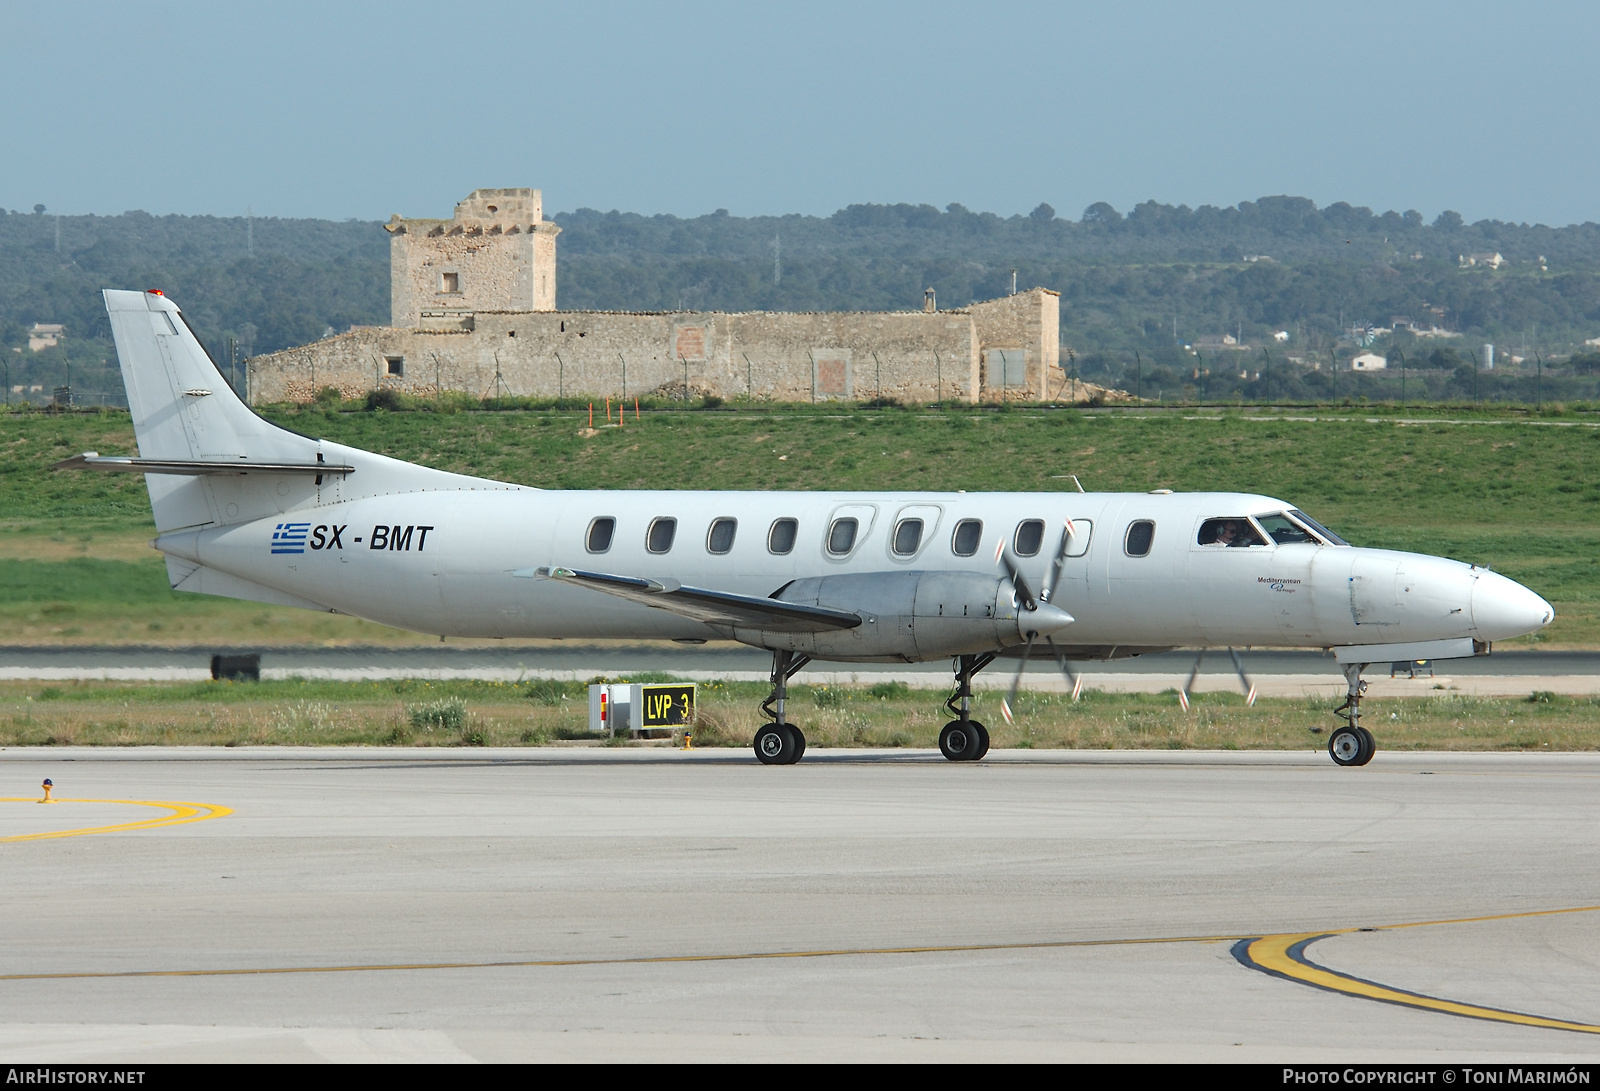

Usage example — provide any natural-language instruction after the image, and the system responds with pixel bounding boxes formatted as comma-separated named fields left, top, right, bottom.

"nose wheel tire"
left=1356, top=726, right=1375, bottom=765
left=1329, top=726, right=1375, bottom=767
left=755, top=723, right=802, bottom=765
left=940, top=721, right=988, bottom=762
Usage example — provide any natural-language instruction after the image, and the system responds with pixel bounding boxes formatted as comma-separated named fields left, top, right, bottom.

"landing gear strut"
left=940, top=653, right=995, bottom=762
left=1329, top=662, right=1376, bottom=767
left=754, top=649, right=810, bottom=765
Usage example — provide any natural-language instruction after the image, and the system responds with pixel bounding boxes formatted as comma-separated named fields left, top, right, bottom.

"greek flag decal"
left=271, top=522, right=311, bottom=554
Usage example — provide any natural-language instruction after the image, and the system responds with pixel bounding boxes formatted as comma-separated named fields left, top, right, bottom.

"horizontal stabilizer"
left=517, top=567, right=862, bottom=633
left=54, top=452, right=355, bottom=476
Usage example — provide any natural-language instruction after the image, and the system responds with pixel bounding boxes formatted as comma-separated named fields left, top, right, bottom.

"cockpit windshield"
left=1255, top=513, right=1316, bottom=545
left=1288, top=510, right=1349, bottom=546
left=1251, top=510, right=1350, bottom=547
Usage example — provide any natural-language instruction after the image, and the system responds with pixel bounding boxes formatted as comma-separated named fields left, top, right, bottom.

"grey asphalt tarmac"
left=5, top=644, right=1594, bottom=700
left=2, top=747, right=1598, bottom=1062
left=1, top=642, right=1593, bottom=677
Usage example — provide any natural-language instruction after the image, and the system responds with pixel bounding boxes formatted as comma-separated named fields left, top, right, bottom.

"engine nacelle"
left=727, top=570, right=1053, bottom=663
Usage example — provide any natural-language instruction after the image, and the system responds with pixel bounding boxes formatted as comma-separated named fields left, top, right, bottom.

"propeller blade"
left=1229, top=647, right=1257, bottom=707
left=1001, top=632, right=1036, bottom=724
left=1041, top=519, right=1075, bottom=604
left=994, top=538, right=1038, bottom=611
left=1046, top=637, right=1082, bottom=702
left=1179, top=649, right=1205, bottom=711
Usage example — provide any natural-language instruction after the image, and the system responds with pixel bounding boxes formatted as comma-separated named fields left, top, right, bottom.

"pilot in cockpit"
left=1199, top=518, right=1266, bottom=547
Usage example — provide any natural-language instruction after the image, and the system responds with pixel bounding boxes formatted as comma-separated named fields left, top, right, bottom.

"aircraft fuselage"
left=154, top=488, right=1550, bottom=661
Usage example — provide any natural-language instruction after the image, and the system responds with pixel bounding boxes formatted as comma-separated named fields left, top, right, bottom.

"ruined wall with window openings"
left=250, top=188, right=1084, bottom=405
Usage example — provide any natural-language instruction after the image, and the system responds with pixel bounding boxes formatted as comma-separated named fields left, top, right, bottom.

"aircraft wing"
left=518, top=567, right=862, bottom=633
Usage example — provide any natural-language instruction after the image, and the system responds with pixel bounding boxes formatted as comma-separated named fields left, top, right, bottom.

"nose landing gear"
left=755, top=650, right=811, bottom=765
left=1329, top=662, right=1376, bottom=767
left=940, top=653, right=995, bottom=761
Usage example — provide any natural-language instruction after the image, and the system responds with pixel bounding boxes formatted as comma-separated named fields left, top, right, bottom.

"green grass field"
left=4, top=677, right=1597, bottom=752
left=2, top=403, right=1597, bottom=646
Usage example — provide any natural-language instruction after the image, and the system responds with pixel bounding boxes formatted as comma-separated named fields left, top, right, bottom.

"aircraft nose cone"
left=1022, top=602, right=1075, bottom=639
left=1471, top=570, right=1554, bottom=641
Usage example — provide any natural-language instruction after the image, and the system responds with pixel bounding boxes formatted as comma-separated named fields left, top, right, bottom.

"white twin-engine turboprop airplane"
left=63, top=289, right=1555, bottom=767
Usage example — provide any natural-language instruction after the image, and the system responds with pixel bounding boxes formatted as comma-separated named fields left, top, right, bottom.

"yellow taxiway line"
left=1235, top=905, right=1600, bottom=1035
left=0, top=798, right=232, bottom=843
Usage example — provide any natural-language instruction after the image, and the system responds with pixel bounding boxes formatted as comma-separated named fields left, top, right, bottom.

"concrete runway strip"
left=2, top=645, right=1596, bottom=698
left=1, top=747, right=1598, bottom=1063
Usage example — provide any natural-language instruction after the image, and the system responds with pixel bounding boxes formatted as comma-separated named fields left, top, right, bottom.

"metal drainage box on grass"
left=588, top=683, right=696, bottom=737
left=211, top=654, right=261, bottom=682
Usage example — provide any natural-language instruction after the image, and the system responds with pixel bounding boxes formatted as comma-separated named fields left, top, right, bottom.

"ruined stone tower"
left=384, top=188, right=560, bottom=326
left=252, top=186, right=1085, bottom=406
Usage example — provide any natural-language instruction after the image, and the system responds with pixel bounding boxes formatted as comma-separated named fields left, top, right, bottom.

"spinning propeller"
left=1177, top=647, right=1257, bottom=711
left=996, top=522, right=1081, bottom=723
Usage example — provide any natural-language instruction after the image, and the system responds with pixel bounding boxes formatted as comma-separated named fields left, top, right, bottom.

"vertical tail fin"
left=102, top=290, right=520, bottom=535
left=106, top=289, right=310, bottom=463
left=105, top=289, right=320, bottom=531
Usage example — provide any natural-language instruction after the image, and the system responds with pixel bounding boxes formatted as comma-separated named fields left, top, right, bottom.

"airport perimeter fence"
left=1075, top=357, right=1600, bottom=411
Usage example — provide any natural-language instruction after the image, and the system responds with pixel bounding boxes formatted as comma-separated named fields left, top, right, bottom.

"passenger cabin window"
left=586, top=517, right=616, bottom=553
left=707, top=517, right=737, bottom=554
left=646, top=517, right=677, bottom=554
left=1198, top=518, right=1268, bottom=548
left=828, top=517, right=859, bottom=555
left=1014, top=519, right=1045, bottom=557
left=1256, top=513, right=1316, bottom=546
left=951, top=519, right=983, bottom=557
left=1124, top=520, right=1155, bottom=557
left=1063, top=519, right=1093, bottom=557
left=892, top=518, right=924, bottom=556
left=768, top=518, right=798, bottom=555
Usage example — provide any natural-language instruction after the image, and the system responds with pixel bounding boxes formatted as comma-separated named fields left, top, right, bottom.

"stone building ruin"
left=387, top=188, right=559, bottom=324
left=249, top=188, right=1078, bottom=405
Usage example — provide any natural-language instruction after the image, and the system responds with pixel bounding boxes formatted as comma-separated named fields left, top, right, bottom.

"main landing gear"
left=1328, top=662, right=1376, bottom=767
left=940, top=653, right=996, bottom=762
left=754, top=649, right=811, bottom=765
left=751, top=651, right=998, bottom=765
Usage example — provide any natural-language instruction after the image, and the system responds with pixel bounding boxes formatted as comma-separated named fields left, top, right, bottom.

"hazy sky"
left=4, top=0, right=1597, bottom=225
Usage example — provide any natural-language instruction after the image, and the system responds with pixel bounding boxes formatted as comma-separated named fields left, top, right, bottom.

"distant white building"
left=1351, top=353, right=1388, bottom=371
left=1272, top=330, right=1289, bottom=342
left=27, top=323, right=63, bottom=351
left=1459, top=252, right=1505, bottom=269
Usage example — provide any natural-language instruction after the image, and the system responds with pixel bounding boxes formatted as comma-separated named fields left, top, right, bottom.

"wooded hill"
left=4, top=197, right=1600, bottom=401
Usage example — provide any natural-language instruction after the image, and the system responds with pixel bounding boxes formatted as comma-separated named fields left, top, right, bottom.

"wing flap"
left=518, top=567, right=861, bottom=633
